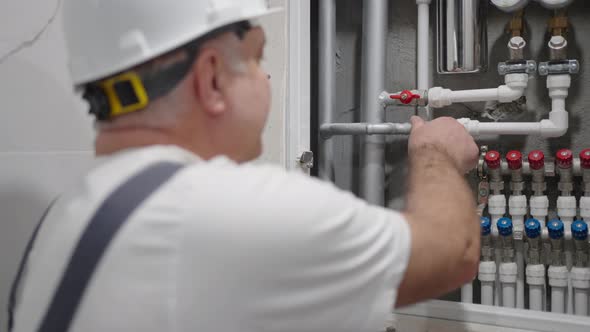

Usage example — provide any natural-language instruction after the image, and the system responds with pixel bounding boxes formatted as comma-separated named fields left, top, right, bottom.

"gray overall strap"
left=7, top=199, right=58, bottom=332
left=34, top=161, right=183, bottom=332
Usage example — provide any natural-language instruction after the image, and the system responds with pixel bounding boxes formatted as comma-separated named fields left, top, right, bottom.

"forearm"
left=405, top=145, right=476, bottom=224
left=397, top=145, right=479, bottom=307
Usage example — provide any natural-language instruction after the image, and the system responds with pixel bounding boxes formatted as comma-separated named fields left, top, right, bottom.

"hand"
left=409, top=116, right=479, bottom=173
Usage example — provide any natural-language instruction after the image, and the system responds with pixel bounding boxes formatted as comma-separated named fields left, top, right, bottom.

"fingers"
left=410, top=116, right=425, bottom=130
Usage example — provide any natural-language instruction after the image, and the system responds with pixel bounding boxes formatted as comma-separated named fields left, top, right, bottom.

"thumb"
left=410, top=116, right=425, bottom=130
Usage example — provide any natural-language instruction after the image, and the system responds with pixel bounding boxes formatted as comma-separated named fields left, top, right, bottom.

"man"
left=12, top=1, right=480, bottom=331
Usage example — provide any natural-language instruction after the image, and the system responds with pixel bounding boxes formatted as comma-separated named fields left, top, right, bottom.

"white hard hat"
left=63, top=0, right=281, bottom=86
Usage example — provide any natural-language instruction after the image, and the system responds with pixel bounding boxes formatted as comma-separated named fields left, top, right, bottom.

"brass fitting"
left=507, top=10, right=525, bottom=37
left=548, top=10, right=569, bottom=36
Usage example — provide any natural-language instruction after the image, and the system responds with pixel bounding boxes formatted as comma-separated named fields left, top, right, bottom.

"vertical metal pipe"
left=319, top=0, right=336, bottom=180
left=417, top=0, right=432, bottom=120
left=437, top=0, right=487, bottom=74
left=360, top=0, right=388, bottom=205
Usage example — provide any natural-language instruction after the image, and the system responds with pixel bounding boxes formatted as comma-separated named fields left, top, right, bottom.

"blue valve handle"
left=497, top=217, right=513, bottom=237
left=548, top=219, right=564, bottom=240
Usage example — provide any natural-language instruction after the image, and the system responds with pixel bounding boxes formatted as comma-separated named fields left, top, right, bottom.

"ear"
left=192, top=48, right=228, bottom=117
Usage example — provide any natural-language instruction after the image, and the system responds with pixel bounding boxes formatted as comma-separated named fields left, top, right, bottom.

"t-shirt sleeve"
left=178, top=163, right=412, bottom=332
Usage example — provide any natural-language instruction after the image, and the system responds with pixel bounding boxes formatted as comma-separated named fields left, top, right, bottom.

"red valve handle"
left=390, top=90, right=421, bottom=105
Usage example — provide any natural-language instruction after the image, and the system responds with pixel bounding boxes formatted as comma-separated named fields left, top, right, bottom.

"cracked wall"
left=0, top=1, right=95, bottom=328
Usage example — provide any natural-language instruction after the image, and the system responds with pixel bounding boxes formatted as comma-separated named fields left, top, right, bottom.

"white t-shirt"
left=13, top=146, right=411, bottom=332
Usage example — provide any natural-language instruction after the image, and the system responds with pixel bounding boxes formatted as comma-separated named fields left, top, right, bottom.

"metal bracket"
left=477, top=146, right=490, bottom=216
left=498, top=60, right=537, bottom=76
left=297, top=151, right=314, bottom=170
left=538, top=59, right=580, bottom=76
left=478, top=146, right=489, bottom=180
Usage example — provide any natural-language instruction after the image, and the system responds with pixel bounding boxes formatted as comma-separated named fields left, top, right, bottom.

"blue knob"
left=548, top=219, right=564, bottom=240
left=572, top=220, right=588, bottom=241
left=525, top=218, right=541, bottom=239
left=481, top=217, right=491, bottom=236
left=497, top=217, right=513, bottom=237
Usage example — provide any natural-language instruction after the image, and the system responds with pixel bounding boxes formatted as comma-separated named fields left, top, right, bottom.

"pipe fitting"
left=508, top=36, right=527, bottom=60
left=547, top=75, right=571, bottom=99
left=549, top=35, right=568, bottom=61
left=427, top=87, right=452, bottom=108
left=571, top=267, right=590, bottom=291
left=540, top=116, right=568, bottom=138
left=505, top=73, right=529, bottom=89
left=526, top=264, right=546, bottom=286
left=530, top=196, right=549, bottom=221
left=581, top=197, right=590, bottom=220
left=498, top=85, right=525, bottom=103
left=557, top=196, right=577, bottom=218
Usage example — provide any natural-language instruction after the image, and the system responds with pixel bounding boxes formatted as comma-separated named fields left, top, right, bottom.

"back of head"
left=61, top=0, right=279, bottom=162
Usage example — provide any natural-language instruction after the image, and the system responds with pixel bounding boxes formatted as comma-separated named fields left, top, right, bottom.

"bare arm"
left=395, top=117, right=480, bottom=308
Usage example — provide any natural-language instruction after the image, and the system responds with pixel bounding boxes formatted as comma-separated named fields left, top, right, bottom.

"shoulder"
left=169, top=157, right=409, bottom=257
left=175, top=158, right=366, bottom=217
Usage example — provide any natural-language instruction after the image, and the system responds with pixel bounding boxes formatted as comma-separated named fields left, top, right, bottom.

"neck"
left=95, top=128, right=181, bottom=156
left=95, top=127, right=226, bottom=162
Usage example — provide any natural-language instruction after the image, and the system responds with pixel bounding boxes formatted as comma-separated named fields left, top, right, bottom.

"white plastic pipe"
left=509, top=195, right=527, bottom=309
left=571, top=266, right=590, bottom=316
left=515, top=242, right=525, bottom=309
left=428, top=73, right=528, bottom=108
left=500, top=262, right=517, bottom=308
left=461, top=282, right=473, bottom=303
left=549, top=265, right=569, bottom=314
left=502, top=284, right=516, bottom=308
left=456, top=74, right=571, bottom=138
left=552, top=287, right=567, bottom=314
left=557, top=196, right=576, bottom=315
left=479, top=261, right=496, bottom=306
left=416, top=0, right=431, bottom=120
left=530, top=285, right=545, bottom=311
left=489, top=195, right=506, bottom=306
left=574, top=288, right=588, bottom=316
left=527, top=264, right=546, bottom=311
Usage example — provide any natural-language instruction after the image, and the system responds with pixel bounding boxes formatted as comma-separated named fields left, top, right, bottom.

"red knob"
left=528, top=150, right=545, bottom=170
left=390, top=90, right=421, bottom=105
left=580, top=149, right=590, bottom=169
left=485, top=151, right=501, bottom=169
left=556, top=149, right=573, bottom=169
left=506, top=150, right=523, bottom=170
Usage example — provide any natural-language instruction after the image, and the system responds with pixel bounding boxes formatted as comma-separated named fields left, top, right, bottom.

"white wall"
left=258, top=0, right=288, bottom=165
left=0, top=0, right=289, bottom=329
left=0, top=1, right=95, bottom=328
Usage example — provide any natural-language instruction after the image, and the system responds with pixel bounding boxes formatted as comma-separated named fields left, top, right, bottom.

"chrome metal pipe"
left=320, top=122, right=412, bottom=138
left=361, top=0, right=389, bottom=205
left=319, top=0, right=337, bottom=180
left=437, top=0, right=487, bottom=74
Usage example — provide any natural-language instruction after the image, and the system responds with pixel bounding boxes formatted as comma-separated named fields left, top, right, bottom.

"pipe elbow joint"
left=540, top=119, right=568, bottom=138
left=498, top=85, right=525, bottom=103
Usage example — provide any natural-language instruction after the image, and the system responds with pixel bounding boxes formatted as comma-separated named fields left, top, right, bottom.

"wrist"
left=409, top=144, right=457, bottom=169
